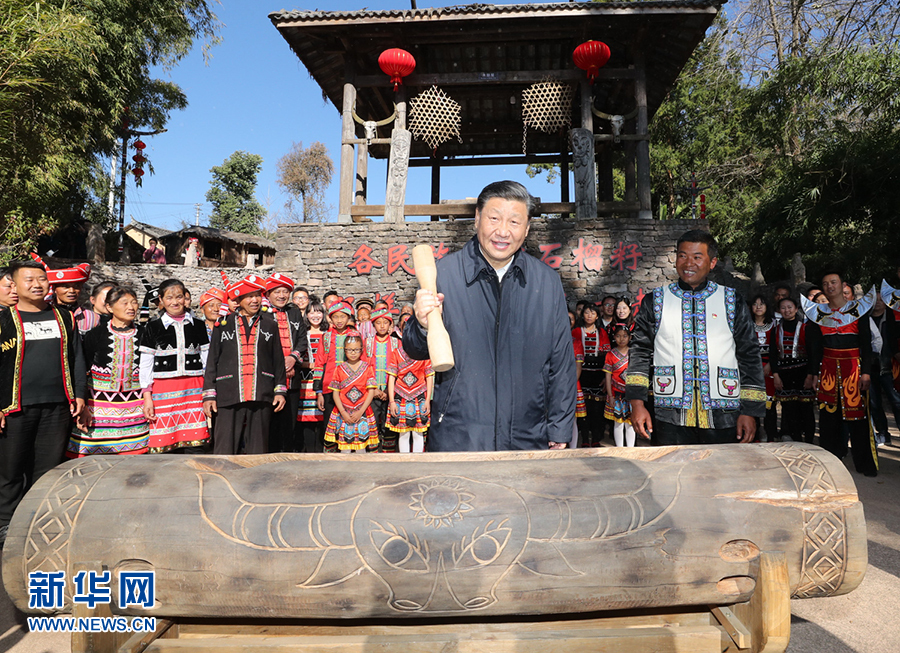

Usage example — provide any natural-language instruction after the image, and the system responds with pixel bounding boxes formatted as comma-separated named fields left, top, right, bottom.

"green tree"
left=0, top=0, right=220, bottom=258
left=206, top=151, right=267, bottom=235
left=276, top=141, right=334, bottom=223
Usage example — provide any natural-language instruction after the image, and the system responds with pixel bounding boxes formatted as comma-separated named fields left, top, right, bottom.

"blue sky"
left=129, top=1, right=568, bottom=232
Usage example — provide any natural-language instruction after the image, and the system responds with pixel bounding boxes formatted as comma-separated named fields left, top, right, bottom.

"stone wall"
left=274, top=218, right=746, bottom=304
left=74, top=218, right=749, bottom=306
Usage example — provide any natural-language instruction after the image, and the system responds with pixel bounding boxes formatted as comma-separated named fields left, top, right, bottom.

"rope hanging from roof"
left=521, top=78, right=574, bottom=154
left=408, top=85, right=462, bottom=152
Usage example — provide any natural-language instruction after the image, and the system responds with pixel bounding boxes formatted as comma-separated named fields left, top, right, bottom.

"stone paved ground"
left=2, top=436, right=898, bottom=653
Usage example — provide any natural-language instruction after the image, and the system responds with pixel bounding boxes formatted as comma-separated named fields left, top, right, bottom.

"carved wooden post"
left=634, top=51, right=652, bottom=219
left=338, top=79, right=357, bottom=223
left=355, top=141, right=368, bottom=207
left=570, top=128, right=597, bottom=220
left=384, top=129, right=411, bottom=223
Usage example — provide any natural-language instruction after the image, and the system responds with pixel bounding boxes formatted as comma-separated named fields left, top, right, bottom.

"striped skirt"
left=67, top=388, right=149, bottom=457
left=148, top=376, right=209, bottom=453
left=297, top=375, right=323, bottom=422
left=386, top=394, right=430, bottom=433
left=324, top=407, right=378, bottom=451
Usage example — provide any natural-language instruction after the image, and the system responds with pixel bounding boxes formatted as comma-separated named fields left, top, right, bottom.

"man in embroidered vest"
left=804, top=271, right=878, bottom=476
left=0, top=260, right=86, bottom=545
left=264, top=272, right=307, bottom=452
left=626, top=230, right=765, bottom=445
left=202, top=275, right=287, bottom=455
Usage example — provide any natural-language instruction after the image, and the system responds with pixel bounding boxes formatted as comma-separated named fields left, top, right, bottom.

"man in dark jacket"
left=403, top=180, right=576, bottom=451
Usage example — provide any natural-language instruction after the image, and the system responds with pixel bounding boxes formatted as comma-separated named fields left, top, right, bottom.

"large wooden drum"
left=2, top=443, right=865, bottom=619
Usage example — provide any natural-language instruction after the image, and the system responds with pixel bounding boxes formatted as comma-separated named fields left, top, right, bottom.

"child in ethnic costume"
left=386, top=345, right=434, bottom=453
left=203, top=275, right=288, bottom=455
left=324, top=333, right=378, bottom=452
left=264, top=273, right=307, bottom=453
left=70, top=287, right=149, bottom=456
left=364, top=308, right=402, bottom=452
left=314, top=301, right=365, bottom=452
left=604, top=325, right=635, bottom=447
left=572, top=303, right=611, bottom=446
left=139, top=279, right=210, bottom=453
left=297, top=300, right=327, bottom=452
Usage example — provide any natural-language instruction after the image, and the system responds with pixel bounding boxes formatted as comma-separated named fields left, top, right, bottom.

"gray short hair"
left=476, top=180, right=537, bottom=218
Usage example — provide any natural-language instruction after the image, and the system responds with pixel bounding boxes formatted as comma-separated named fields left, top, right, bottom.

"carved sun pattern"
left=409, top=479, right=474, bottom=529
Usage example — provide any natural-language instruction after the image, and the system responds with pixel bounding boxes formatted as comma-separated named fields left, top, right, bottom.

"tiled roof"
left=269, top=1, right=726, bottom=23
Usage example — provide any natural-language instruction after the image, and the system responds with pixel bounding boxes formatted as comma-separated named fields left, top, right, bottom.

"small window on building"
left=203, top=241, right=222, bottom=260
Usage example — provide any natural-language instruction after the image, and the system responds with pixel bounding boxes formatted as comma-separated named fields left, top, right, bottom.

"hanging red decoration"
left=132, top=138, right=148, bottom=187
left=573, top=40, right=611, bottom=84
left=378, top=48, right=416, bottom=91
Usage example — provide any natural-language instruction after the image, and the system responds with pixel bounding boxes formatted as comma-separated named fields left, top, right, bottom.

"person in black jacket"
left=203, top=275, right=287, bottom=455
left=0, top=260, right=86, bottom=546
left=404, top=180, right=576, bottom=451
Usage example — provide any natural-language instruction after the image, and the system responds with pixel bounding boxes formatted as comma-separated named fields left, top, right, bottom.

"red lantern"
left=132, top=168, right=144, bottom=177
left=378, top=48, right=416, bottom=91
left=134, top=139, right=146, bottom=150
left=132, top=154, right=146, bottom=163
left=573, top=41, right=611, bottom=83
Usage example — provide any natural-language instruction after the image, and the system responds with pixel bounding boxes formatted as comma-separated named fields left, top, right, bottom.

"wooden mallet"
left=411, top=244, right=455, bottom=372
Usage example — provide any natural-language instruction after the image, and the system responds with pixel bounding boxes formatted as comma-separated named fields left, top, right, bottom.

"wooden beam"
left=349, top=201, right=637, bottom=217
left=408, top=154, right=562, bottom=168
left=144, top=626, right=725, bottom=653
left=356, top=68, right=637, bottom=88
left=594, top=134, right=649, bottom=142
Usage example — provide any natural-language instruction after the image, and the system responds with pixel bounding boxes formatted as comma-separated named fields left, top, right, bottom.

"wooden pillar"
left=624, top=141, right=637, bottom=203
left=338, top=78, right=357, bottom=223
left=560, top=143, right=570, bottom=220
left=395, top=86, right=407, bottom=130
left=598, top=143, right=614, bottom=204
left=634, top=53, right=652, bottom=219
left=430, top=158, right=441, bottom=222
left=384, top=129, right=411, bottom=223
left=580, top=80, right=593, bottom=133
left=570, top=128, right=596, bottom=220
left=355, top=142, right=368, bottom=206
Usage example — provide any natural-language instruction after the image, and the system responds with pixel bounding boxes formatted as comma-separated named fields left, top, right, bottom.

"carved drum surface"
left=1, top=444, right=866, bottom=619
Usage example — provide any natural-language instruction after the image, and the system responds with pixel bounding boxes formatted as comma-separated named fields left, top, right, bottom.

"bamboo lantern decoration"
left=379, top=48, right=416, bottom=91
left=573, top=40, right=611, bottom=83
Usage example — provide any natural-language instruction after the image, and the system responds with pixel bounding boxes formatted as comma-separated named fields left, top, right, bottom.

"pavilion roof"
left=270, top=1, right=724, bottom=159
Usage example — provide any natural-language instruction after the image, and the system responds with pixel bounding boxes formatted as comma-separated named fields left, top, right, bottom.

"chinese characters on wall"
left=348, top=240, right=643, bottom=276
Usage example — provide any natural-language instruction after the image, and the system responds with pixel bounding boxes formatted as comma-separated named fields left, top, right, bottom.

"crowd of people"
left=1, top=219, right=897, bottom=545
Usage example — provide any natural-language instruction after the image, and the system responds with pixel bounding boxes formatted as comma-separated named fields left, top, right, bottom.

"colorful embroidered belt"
left=818, top=347, right=865, bottom=420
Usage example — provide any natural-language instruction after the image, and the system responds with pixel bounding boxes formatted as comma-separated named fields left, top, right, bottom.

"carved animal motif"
left=197, top=463, right=685, bottom=613
left=591, top=104, right=639, bottom=143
